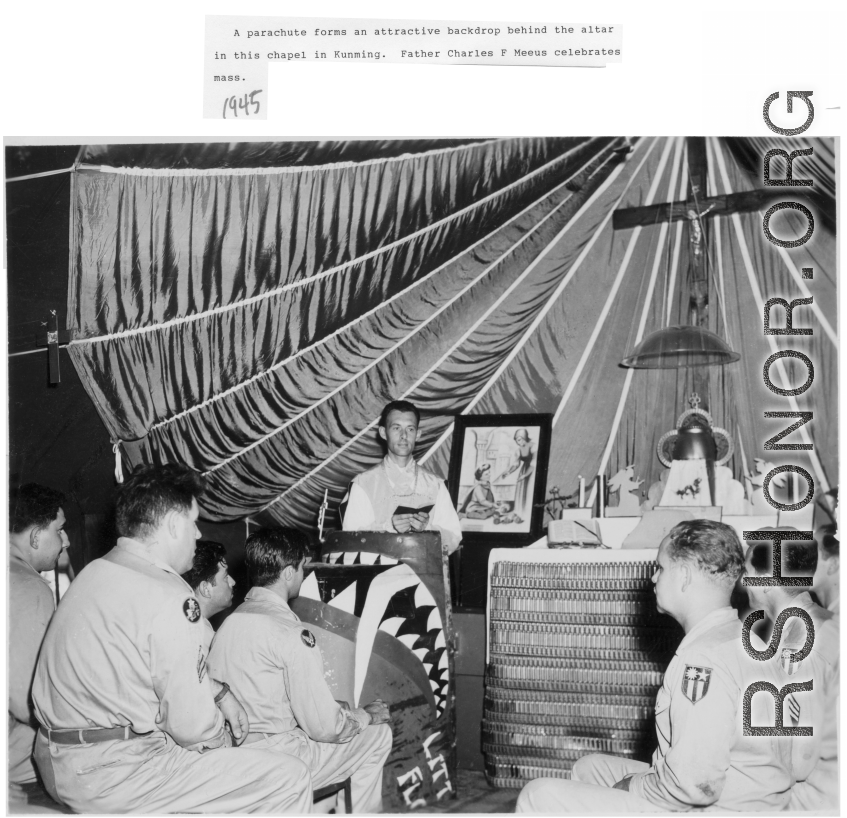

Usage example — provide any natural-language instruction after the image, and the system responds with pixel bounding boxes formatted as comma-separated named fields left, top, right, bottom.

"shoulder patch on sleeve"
left=780, top=647, right=804, bottom=676
left=300, top=629, right=316, bottom=648
left=681, top=665, right=712, bottom=703
left=183, top=597, right=201, bottom=623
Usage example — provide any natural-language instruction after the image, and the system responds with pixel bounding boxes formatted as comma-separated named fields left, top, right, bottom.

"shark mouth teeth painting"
left=325, top=551, right=400, bottom=566
left=299, top=560, right=449, bottom=719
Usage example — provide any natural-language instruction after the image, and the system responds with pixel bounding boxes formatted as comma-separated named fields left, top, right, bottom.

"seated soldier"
left=341, top=400, right=462, bottom=554
left=208, top=527, right=393, bottom=814
left=743, top=529, right=839, bottom=812
left=516, top=520, right=793, bottom=813
left=31, top=465, right=311, bottom=814
left=182, top=539, right=236, bottom=647
left=8, top=484, right=69, bottom=791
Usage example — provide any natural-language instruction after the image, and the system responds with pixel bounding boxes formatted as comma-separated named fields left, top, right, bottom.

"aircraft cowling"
left=290, top=531, right=457, bottom=812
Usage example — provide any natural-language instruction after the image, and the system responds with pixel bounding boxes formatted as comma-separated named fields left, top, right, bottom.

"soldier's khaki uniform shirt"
left=8, top=555, right=56, bottom=784
left=33, top=538, right=227, bottom=749
left=208, top=586, right=369, bottom=740
left=30, top=539, right=313, bottom=814
left=208, top=587, right=393, bottom=814
left=776, top=592, right=839, bottom=811
left=627, top=606, right=793, bottom=811
left=201, top=616, right=215, bottom=651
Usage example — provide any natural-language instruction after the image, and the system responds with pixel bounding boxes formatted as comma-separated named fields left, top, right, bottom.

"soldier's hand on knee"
left=363, top=699, right=391, bottom=725
left=612, top=775, right=633, bottom=792
left=218, top=688, right=250, bottom=745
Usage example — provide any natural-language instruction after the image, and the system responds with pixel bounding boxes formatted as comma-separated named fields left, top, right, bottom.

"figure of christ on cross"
left=613, top=137, right=784, bottom=403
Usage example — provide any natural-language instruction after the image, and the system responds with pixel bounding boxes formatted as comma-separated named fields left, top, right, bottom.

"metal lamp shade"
left=622, top=326, right=741, bottom=369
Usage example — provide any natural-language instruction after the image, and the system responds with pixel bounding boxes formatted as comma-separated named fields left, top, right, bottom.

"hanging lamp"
left=618, top=136, right=744, bottom=371
left=621, top=325, right=740, bottom=369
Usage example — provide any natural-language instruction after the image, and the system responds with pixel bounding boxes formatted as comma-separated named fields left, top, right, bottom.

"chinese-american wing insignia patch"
left=183, top=598, right=201, bottom=623
left=681, top=665, right=712, bottom=703
left=781, top=647, right=802, bottom=676
left=301, top=629, right=316, bottom=648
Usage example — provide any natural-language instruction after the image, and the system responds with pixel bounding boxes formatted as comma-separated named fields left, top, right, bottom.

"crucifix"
left=36, top=310, right=73, bottom=384
left=613, top=137, right=781, bottom=404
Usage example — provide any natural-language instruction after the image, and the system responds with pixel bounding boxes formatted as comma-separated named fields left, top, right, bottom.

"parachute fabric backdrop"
left=420, top=136, right=836, bottom=508
left=66, top=137, right=836, bottom=529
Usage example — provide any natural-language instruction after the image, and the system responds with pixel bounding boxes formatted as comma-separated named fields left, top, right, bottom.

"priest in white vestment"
left=341, top=401, right=462, bottom=554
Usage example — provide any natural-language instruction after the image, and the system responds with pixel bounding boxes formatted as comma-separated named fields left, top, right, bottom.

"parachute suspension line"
left=664, top=139, right=689, bottom=328
left=416, top=138, right=659, bottom=466
left=585, top=137, right=684, bottom=509
left=710, top=137, right=829, bottom=494
left=552, top=136, right=677, bottom=429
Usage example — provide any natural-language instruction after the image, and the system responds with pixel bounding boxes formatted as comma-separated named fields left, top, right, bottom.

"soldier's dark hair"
left=666, top=519, right=745, bottom=586
left=246, top=528, right=311, bottom=587
left=817, top=523, right=839, bottom=559
left=379, top=400, right=420, bottom=428
left=181, top=540, right=227, bottom=590
left=115, top=464, right=205, bottom=540
left=748, top=542, right=818, bottom=580
left=745, top=528, right=818, bottom=597
left=9, top=483, right=65, bottom=534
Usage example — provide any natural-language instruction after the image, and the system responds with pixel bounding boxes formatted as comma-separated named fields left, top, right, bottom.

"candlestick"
left=317, top=489, right=328, bottom=542
left=597, top=474, right=605, bottom=518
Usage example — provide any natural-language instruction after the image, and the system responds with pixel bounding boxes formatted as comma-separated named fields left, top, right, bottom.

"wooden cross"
left=613, top=138, right=788, bottom=326
left=36, top=310, right=73, bottom=384
left=613, top=137, right=782, bottom=402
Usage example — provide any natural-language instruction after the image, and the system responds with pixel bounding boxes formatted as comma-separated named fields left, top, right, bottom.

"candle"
left=578, top=475, right=585, bottom=508
left=598, top=474, right=605, bottom=518
left=317, top=489, right=329, bottom=541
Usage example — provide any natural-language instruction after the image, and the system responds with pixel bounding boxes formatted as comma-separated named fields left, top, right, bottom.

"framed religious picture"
left=447, top=413, right=552, bottom=542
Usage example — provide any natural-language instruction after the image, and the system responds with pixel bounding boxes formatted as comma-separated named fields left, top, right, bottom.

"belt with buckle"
left=40, top=725, right=147, bottom=745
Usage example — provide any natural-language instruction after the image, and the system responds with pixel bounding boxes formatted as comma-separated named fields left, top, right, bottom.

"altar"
left=483, top=547, right=682, bottom=786
left=470, top=389, right=819, bottom=790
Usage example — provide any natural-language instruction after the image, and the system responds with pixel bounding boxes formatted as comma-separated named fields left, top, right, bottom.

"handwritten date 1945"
left=223, top=90, right=262, bottom=119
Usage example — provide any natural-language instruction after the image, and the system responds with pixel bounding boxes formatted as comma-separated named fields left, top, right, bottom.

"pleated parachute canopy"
left=66, top=137, right=837, bottom=530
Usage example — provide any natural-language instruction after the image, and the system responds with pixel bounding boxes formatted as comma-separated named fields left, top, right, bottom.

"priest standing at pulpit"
left=341, top=400, right=462, bottom=554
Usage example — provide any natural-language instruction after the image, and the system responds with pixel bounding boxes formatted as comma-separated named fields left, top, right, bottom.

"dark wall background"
left=7, top=146, right=116, bottom=572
